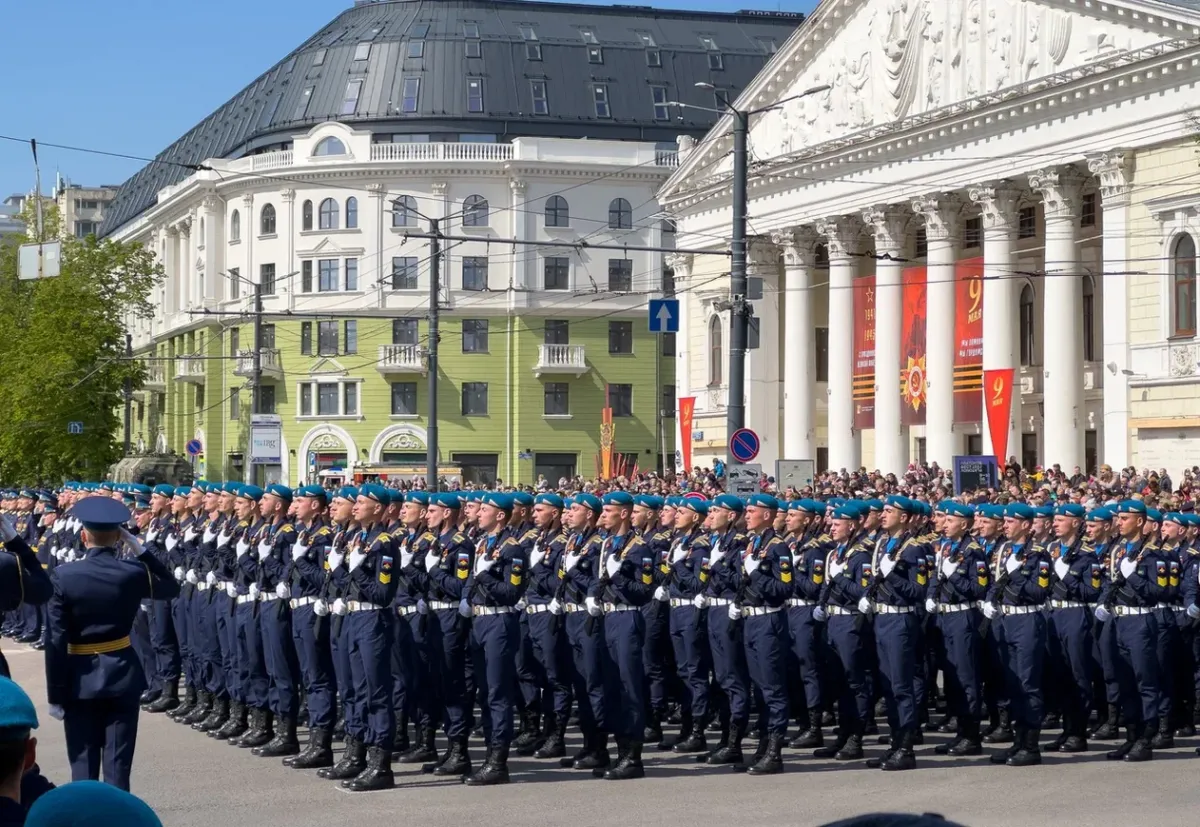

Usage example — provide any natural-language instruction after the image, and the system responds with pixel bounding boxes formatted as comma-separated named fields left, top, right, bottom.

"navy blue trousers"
left=565, top=611, right=606, bottom=734
left=1047, top=607, right=1093, bottom=726
left=260, top=598, right=299, bottom=718
left=527, top=608, right=572, bottom=722
left=515, top=611, right=540, bottom=710
left=331, top=615, right=358, bottom=737
left=63, top=696, right=140, bottom=791
left=391, top=608, right=431, bottom=728
left=235, top=602, right=266, bottom=708
left=707, top=605, right=750, bottom=725
left=427, top=609, right=471, bottom=739
left=1114, top=613, right=1161, bottom=730
left=1000, top=612, right=1047, bottom=729
left=471, top=611, right=520, bottom=748
left=172, top=591, right=195, bottom=689
left=642, top=601, right=671, bottom=714
left=290, top=603, right=335, bottom=729
left=787, top=604, right=823, bottom=711
left=346, top=610, right=395, bottom=750
left=604, top=609, right=646, bottom=740
left=826, top=615, right=872, bottom=727
left=937, top=609, right=982, bottom=722
left=669, top=605, right=710, bottom=721
left=875, top=612, right=920, bottom=732
left=742, top=611, right=789, bottom=738
left=149, top=599, right=180, bottom=686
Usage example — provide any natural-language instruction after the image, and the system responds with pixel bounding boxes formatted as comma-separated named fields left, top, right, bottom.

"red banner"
left=853, top=276, right=875, bottom=429
left=954, top=258, right=984, bottom=424
left=983, top=368, right=1014, bottom=464
left=901, top=266, right=927, bottom=426
left=678, top=397, right=695, bottom=471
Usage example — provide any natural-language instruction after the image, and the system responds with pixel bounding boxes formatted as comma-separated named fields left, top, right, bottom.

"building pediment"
left=663, top=0, right=1200, bottom=201
left=297, top=237, right=365, bottom=258
left=307, top=357, right=348, bottom=377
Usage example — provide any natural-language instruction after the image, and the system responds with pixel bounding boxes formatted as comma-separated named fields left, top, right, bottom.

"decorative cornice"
left=861, top=206, right=909, bottom=254
left=1028, top=168, right=1086, bottom=220
left=967, top=185, right=1020, bottom=231
left=911, top=195, right=964, bottom=242
left=664, top=252, right=693, bottom=278
left=772, top=227, right=820, bottom=268
left=1086, top=151, right=1133, bottom=205
left=816, top=216, right=863, bottom=259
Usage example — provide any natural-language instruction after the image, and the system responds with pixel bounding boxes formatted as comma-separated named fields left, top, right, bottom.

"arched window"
left=345, top=197, right=358, bottom=229
left=1019, top=283, right=1036, bottom=366
left=463, top=195, right=488, bottom=227
left=391, top=195, right=416, bottom=228
left=260, top=204, right=276, bottom=236
left=318, top=198, right=339, bottom=230
left=1172, top=233, right=1196, bottom=337
left=544, top=195, right=569, bottom=228
left=708, top=316, right=723, bottom=386
left=314, top=136, right=347, bottom=156
left=302, top=200, right=313, bottom=232
left=608, top=197, right=632, bottom=230
left=229, top=210, right=241, bottom=242
left=1082, top=275, right=1096, bottom=361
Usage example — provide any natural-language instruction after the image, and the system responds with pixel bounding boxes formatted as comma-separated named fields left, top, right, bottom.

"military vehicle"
left=107, top=453, right=195, bottom=488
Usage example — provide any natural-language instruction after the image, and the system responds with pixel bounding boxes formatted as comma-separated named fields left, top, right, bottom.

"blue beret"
left=681, top=497, right=709, bottom=516
left=0, top=676, right=38, bottom=733
left=265, top=484, right=293, bottom=502
left=27, top=780, right=163, bottom=827
left=633, top=494, right=658, bottom=510
left=406, top=491, right=431, bottom=507
left=884, top=495, right=911, bottom=513
left=132, top=494, right=151, bottom=510
left=358, top=484, right=389, bottom=505
left=1005, top=503, right=1035, bottom=521
left=745, top=494, right=778, bottom=510
left=295, top=485, right=327, bottom=502
left=130, top=484, right=152, bottom=496
left=1146, top=508, right=1163, bottom=523
left=481, top=492, right=513, bottom=512
left=1185, top=514, right=1200, bottom=527
left=222, top=481, right=242, bottom=495
left=511, top=491, right=535, bottom=508
left=429, top=492, right=458, bottom=509
left=237, top=485, right=264, bottom=502
left=1033, top=505, right=1054, bottom=518
left=173, top=486, right=191, bottom=498
left=1054, top=503, right=1085, bottom=519
left=334, top=485, right=359, bottom=503
left=934, top=500, right=952, bottom=514
left=533, top=493, right=564, bottom=510
left=602, top=491, right=635, bottom=507
left=803, top=499, right=827, bottom=514
left=97, top=482, right=115, bottom=492
left=712, top=494, right=745, bottom=513
left=832, top=504, right=862, bottom=520
left=1116, top=499, right=1147, bottom=516
left=151, top=484, right=174, bottom=498
left=70, top=496, right=131, bottom=531
left=1086, top=507, right=1113, bottom=522
left=944, top=502, right=975, bottom=519
left=1164, top=512, right=1186, bottom=526
left=573, top=493, right=602, bottom=513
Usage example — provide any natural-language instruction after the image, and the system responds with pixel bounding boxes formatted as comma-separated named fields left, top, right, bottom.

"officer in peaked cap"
left=0, top=514, right=53, bottom=678
left=44, top=496, right=181, bottom=790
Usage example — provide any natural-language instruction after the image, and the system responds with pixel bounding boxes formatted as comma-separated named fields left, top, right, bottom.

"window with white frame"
left=462, top=257, right=488, bottom=291
left=318, top=259, right=338, bottom=292
left=319, top=198, right=339, bottom=230
left=297, top=379, right=362, bottom=418
left=1172, top=233, right=1197, bottom=338
left=345, top=197, right=358, bottom=229
left=230, top=210, right=241, bottom=242
left=391, top=195, right=417, bottom=227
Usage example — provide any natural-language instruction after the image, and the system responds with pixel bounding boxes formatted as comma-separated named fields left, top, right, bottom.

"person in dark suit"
left=0, top=676, right=56, bottom=827
left=0, top=518, right=54, bottom=678
left=43, top=497, right=181, bottom=791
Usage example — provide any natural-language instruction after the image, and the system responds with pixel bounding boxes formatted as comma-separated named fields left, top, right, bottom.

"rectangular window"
left=519, top=25, right=537, bottom=40
left=261, top=324, right=275, bottom=349
left=543, top=257, right=569, bottom=290
left=592, top=84, right=611, bottom=118
left=1018, top=206, right=1036, bottom=239
left=608, top=321, right=633, bottom=355
left=344, top=258, right=358, bottom=291
left=462, top=256, right=488, bottom=291
left=647, top=48, right=662, bottom=67
left=1081, top=193, right=1097, bottom=228
left=544, top=382, right=569, bottom=416
left=1175, top=256, right=1197, bottom=337
left=230, top=389, right=240, bottom=421
left=609, top=384, right=633, bottom=417
left=393, top=318, right=418, bottom=345
left=410, top=23, right=430, bottom=38
left=816, top=327, right=829, bottom=382
left=588, top=46, right=603, bottom=64
left=354, top=42, right=372, bottom=61
left=530, top=80, right=548, bottom=115
left=400, top=78, right=420, bottom=113
left=709, top=52, right=724, bottom=70
left=914, top=228, right=927, bottom=258
left=465, top=39, right=481, bottom=58
left=608, top=258, right=633, bottom=292
left=526, top=42, right=542, bottom=60
left=466, top=77, right=484, bottom=113
left=661, top=332, right=676, bottom=356
left=544, top=319, right=569, bottom=345
left=317, top=383, right=339, bottom=416
left=391, top=382, right=418, bottom=415
left=462, top=382, right=489, bottom=416
left=392, top=256, right=418, bottom=290
left=463, top=22, right=480, bottom=37
left=229, top=267, right=240, bottom=300
left=312, top=48, right=326, bottom=66
left=341, top=79, right=363, bottom=115
left=301, top=260, right=313, bottom=293
left=756, top=37, right=778, bottom=54
left=259, top=263, right=276, bottom=296
left=344, top=320, right=358, bottom=354
left=662, top=384, right=675, bottom=417
left=343, top=383, right=358, bottom=416
left=300, top=322, right=312, bottom=355
left=300, top=384, right=313, bottom=417
left=229, top=327, right=240, bottom=354
left=462, top=319, right=489, bottom=353
left=259, top=385, right=276, bottom=415
left=651, top=86, right=670, bottom=120
left=579, top=28, right=598, bottom=44
left=407, top=40, right=425, bottom=58
left=964, top=216, right=982, bottom=249
left=317, top=321, right=339, bottom=356
left=318, top=259, right=338, bottom=292
left=294, top=87, right=314, bottom=120
left=713, top=89, right=730, bottom=109
left=75, top=221, right=98, bottom=238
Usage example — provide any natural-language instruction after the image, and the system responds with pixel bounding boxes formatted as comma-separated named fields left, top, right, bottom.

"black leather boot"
left=182, top=690, right=212, bottom=725
left=604, top=739, right=646, bottom=780
left=140, top=688, right=159, bottom=708
left=239, top=709, right=275, bottom=749
left=513, top=709, right=541, bottom=754
left=1149, top=720, right=1174, bottom=749
left=706, top=720, right=745, bottom=765
left=790, top=707, right=824, bottom=749
left=1059, top=714, right=1088, bottom=753
left=983, top=708, right=1013, bottom=743
left=287, top=726, right=335, bottom=769
left=1106, top=726, right=1138, bottom=761
left=213, top=701, right=247, bottom=741
left=990, top=725, right=1024, bottom=764
left=1043, top=711, right=1070, bottom=752
left=399, top=723, right=437, bottom=763
left=644, top=707, right=664, bottom=744
left=572, top=732, right=610, bottom=770
left=344, top=746, right=396, bottom=791
left=934, top=714, right=958, bottom=734
left=534, top=715, right=566, bottom=759
left=673, top=721, right=707, bottom=754
left=746, top=733, right=784, bottom=775
left=1092, top=703, right=1119, bottom=739
left=945, top=716, right=983, bottom=756
left=147, top=681, right=180, bottom=714
left=255, top=716, right=300, bottom=757
left=834, top=726, right=864, bottom=761
left=813, top=729, right=850, bottom=759
left=169, top=684, right=198, bottom=720
left=229, top=706, right=261, bottom=747
left=465, top=744, right=510, bottom=786
left=321, top=738, right=367, bottom=780
left=1126, top=723, right=1154, bottom=762
left=393, top=710, right=410, bottom=755
left=333, top=706, right=345, bottom=740
left=881, top=728, right=917, bottom=771
left=196, top=695, right=228, bottom=732
left=1006, top=727, right=1041, bottom=766
left=433, top=737, right=472, bottom=777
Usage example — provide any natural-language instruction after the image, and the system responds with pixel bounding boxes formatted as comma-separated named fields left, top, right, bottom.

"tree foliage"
left=0, top=201, right=163, bottom=483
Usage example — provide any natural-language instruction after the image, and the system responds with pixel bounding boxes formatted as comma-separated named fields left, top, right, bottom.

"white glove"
left=1005, top=555, right=1021, bottom=574
left=217, top=530, right=233, bottom=548
left=828, top=559, right=846, bottom=580
left=48, top=705, right=64, bottom=722
left=983, top=602, right=998, bottom=620
left=1188, top=604, right=1200, bottom=620
left=515, top=598, right=527, bottom=612
left=605, top=555, right=622, bottom=578
left=257, top=540, right=272, bottom=561
left=425, top=551, right=441, bottom=571
left=186, top=569, right=199, bottom=585
left=165, top=534, right=179, bottom=552
left=941, top=558, right=958, bottom=579
left=564, top=550, right=582, bottom=572
left=880, top=557, right=896, bottom=578
left=202, top=526, right=217, bottom=544
left=145, top=527, right=159, bottom=543
left=1054, top=560, right=1070, bottom=580
left=119, top=529, right=144, bottom=556
left=275, top=582, right=290, bottom=600
left=529, top=542, right=546, bottom=568
left=585, top=596, right=603, bottom=617
left=332, top=598, right=348, bottom=616
left=291, top=539, right=309, bottom=562
left=693, top=593, right=709, bottom=610
left=708, top=546, right=727, bottom=566
left=225, top=582, right=237, bottom=598
left=548, top=598, right=563, bottom=615
left=66, top=550, right=78, bottom=563
left=475, top=554, right=496, bottom=575
left=458, top=598, right=471, bottom=618
left=813, top=606, right=828, bottom=622
left=313, top=599, right=329, bottom=617
left=328, top=550, right=344, bottom=571
left=744, top=554, right=761, bottom=576
left=857, top=596, right=873, bottom=615
left=670, top=542, right=687, bottom=564
left=205, top=571, right=217, bottom=587
left=925, top=598, right=938, bottom=614
left=399, top=545, right=414, bottom=569
left=248, top=583, right=261, bottom=601
left=1094, top=605, right=1112, bottom=622
left=184, top=527, right=198, bottom=543
left=235, top=538, right=250, bottom=559
left=417, top=598, right=428, bottom=615
left=1120, top=558, right=1136, bottom=579
left=654, top=586, right=668, bottom=603
left=348, top=548, right=367, bottom=572
left=728, top=603, right=742, bottom=620
left=173, top=566, right=185, bottom=582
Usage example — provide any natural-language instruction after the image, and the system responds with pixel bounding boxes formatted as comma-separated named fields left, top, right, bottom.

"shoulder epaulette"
left=279, top=523, right=295, bottom=533
left=377, top=532, right=391, bottom=544
left=316, top=527, right=331, bottom=536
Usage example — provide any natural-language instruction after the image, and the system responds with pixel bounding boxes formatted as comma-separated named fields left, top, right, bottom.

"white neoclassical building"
left=660, top=0, right=1200, bottom=477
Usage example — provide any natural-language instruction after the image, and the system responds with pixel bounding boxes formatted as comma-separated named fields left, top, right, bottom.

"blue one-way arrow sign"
left=648, top=298, right=680, bottom=334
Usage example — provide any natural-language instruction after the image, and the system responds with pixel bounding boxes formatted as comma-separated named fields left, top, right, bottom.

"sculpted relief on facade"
left=756, top=0, right=1159, bottom=159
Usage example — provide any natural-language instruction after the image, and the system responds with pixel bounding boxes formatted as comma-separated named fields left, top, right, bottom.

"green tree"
left=0, top=200, right=163, bottom=483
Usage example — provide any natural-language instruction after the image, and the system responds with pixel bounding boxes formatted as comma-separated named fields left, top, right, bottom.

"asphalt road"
left=8, top=643, right=1199, bottom=827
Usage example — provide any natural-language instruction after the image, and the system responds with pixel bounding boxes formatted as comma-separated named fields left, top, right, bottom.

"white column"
left=863, top=207, right=908, bottom=475
left=280, top=188, right=295, bottom=310
left=241, top=194, right=255, bottom=302
left=774, top=228, right=817, bottom=462
left=164, top=226, right=179, bottom=317
left=968, top=184, right=1021, bottom=462
left=746, top=238, right=782, bottom=471
left=912, top=195, right=963, bottom=467
left=1088, top=152, right=1133, bottom=469
left=817, top=216, right=863, bottom=471
left=1030, top=168, right=1085, bottom=470
left=179, top=217, right=193, bottom=313
left=509, top=179, right=529, bottom=296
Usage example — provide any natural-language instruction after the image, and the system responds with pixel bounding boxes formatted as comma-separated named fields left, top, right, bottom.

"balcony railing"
left=534, top=344, right=588, bottom=377
left=174, top=357, right=206, bottom=384
left=250, top=150, right=293, bottom=171
left=233, top=348, right=283, bottom=380
left=370, top=142, right=514, bottom=163
left=142, top=360, right=166, bottom=390
left=376, top=344, right=427, bottom=374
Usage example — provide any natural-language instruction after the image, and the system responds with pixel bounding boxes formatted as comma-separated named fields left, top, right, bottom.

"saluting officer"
left=0, top=513, right=54, bottom=678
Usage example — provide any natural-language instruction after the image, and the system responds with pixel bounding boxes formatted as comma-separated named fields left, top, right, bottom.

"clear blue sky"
left=0, top=0, right=811, bottom=196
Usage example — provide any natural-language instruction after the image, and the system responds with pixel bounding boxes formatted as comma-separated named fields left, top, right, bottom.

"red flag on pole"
left=983, top=368, right=1015, bottom=464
